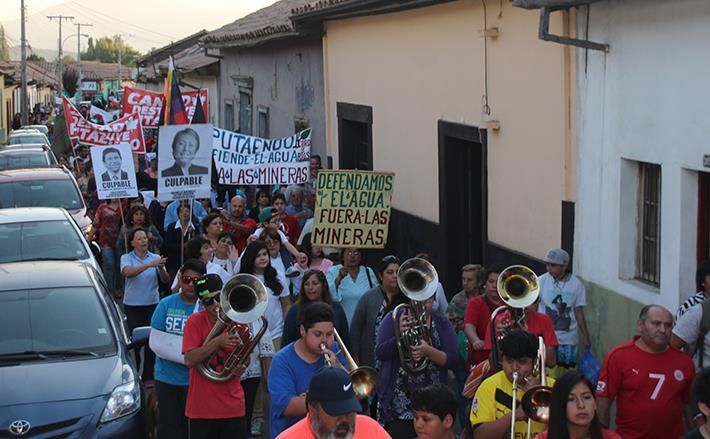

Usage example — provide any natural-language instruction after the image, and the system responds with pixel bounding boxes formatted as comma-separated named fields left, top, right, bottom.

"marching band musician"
left=182, top=274, right=248, bottom=439
left=375, top=290, right=458, bottom=438
left=268, top=302, right=348, bottom=439
left=471, top=330, right=555, bottom=439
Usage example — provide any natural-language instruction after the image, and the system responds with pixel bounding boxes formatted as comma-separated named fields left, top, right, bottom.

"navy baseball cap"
left=308, top=367, right=360, bottom=417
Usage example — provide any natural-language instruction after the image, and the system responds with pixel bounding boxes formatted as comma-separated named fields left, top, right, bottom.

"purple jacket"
left=375, top=310, right=458, bottom=419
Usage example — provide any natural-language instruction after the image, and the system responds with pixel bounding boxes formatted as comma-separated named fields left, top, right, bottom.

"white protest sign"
left=90, top=143, right=139, bottom=200
left=212, top=128, right=311, bottom=185
left=157, top=124, right=213, bottom=201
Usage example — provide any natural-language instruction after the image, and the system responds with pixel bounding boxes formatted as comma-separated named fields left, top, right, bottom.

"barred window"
left=637, top=162, right=661, bottom=285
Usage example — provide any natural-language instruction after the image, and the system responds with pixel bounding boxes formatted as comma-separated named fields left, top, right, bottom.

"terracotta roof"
left=79, top=61, right=123, bottom=81
left=291, top=0, right=353, bottom=16
left=135, top=30, right=208, bottom=66
left=202, top=0, right=312, bottom=47
left=136, top=43, right=218, bottom=83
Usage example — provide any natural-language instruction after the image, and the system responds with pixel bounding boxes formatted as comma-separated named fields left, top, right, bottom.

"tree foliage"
left=82, top=35, right=141, bottom=66
left=27, top=53, right=47, bottom=62
left=0, top=25, right=9, bottom=62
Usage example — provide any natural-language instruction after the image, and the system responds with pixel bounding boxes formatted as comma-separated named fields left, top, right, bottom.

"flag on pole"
left=161, top=57, right=189, bottom=125
left=191, top=92, right=207, bottom=124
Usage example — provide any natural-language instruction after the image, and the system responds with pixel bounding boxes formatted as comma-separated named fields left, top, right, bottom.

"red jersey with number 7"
left=596, top=337, right=695, bottom=439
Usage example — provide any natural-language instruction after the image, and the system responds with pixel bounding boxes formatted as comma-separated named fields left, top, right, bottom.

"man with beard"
left=597, top=305, right=696, bottom=439
left=277, top=367, right=390, bottom=439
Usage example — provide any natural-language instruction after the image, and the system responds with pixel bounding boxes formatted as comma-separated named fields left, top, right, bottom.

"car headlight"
left=100, top=364, right=141, bottom=423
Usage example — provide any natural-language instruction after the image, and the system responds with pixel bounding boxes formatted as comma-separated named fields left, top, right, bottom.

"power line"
left=68, top=0, right=179, bottom=40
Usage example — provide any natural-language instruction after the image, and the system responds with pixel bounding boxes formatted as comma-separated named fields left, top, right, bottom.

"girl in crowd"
left=288, top=232, right=333, bottom=297
left=117, top=204, right=163, bottom=256
left=239, top=240, right=288, bottom=349
left=89, top=198, right=126, bottom=296
left=211, top=231, right=239, bottom=275
left=120, top=227, right=169, bottom=383
left=326, top=247, right=379, bottom=324
left=170, top=236, right=231, bottom=291
left=375, top=288, right=458, bottom=438
left=535, top=371, right=622, bottom=439
left=281, top=270, right=350, bottom=346
left=201, top=212, right=224, bottom=250
left=272, top=193, right=300, bottom=245
left=248, top=188, right=272, bottom=223
left=261, top=228, right=293, bottom=289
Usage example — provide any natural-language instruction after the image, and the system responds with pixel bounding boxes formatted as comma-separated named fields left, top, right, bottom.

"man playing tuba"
left=182, top=274, right=249, bottom=439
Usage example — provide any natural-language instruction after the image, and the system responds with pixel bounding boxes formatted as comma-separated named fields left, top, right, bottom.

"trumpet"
left=320, top=328, right=380, bottom=400
left=507, top=337, right=552, bottom=439
left=392, top=258, right=438, bottom=374
left=197, top=274, right=269, bottom=383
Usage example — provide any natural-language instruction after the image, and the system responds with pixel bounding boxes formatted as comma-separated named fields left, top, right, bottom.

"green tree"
left=81, top=35, right=141, bottom=66
left=62, top=54, right=75, bottom=63
left=27, top=53, right=47, bottom=62
left=0, top=25, right=9, bottom=62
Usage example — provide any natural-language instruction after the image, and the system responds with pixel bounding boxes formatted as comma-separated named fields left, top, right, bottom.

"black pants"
left=155, top=381, right=189, bottom=439
left=124, top=304, right=157, bottom=381
left=241, top=377, right=261, bottom=437
left=384, top=419, right=416, bottom=439
left=188, top=417, right=246, bottom=439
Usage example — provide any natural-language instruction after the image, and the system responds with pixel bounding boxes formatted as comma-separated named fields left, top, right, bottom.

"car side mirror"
left=128, top=326, right=151, bottom=350
left=90, top=241, right=103, bottom=265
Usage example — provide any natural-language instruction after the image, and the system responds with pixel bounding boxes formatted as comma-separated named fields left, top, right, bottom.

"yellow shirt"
left=470, top=370, right=554, bottom=439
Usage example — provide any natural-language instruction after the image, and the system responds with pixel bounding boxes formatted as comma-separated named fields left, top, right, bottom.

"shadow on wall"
left=296, top=81, right=315, bottom=113
left=579, top=279, right=645, bottom=361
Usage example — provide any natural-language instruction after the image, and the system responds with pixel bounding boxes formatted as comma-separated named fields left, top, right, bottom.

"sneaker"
left=250, top=417, right=264, bottom=437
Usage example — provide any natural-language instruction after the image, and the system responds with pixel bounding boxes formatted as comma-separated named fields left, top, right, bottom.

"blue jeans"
left=101, top=246, right=120, bottom=293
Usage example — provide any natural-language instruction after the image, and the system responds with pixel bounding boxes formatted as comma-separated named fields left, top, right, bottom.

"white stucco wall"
left=575, top=0, right=710, bottom=311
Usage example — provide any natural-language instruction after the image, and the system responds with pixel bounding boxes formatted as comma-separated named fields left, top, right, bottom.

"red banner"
left=122, top=86, right=209, bottom=127
left=63, top=96, right=146, bottom=153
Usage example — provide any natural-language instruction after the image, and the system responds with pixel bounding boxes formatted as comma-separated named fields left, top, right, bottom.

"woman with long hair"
left=117, top=204, right=163, bottom=256
left=248, top=188, right=272, bottom=223
left=535, top=371, right=621, bottom=439
left=239, top=240, right=288, bottom=348
left=280, top=270, right=349, bottom=346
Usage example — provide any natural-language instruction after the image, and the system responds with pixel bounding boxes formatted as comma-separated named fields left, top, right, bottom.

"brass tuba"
left=197, top=274, right=269, bottom=383
left=320, top=328, right=380, bottom=400
left=489, top=265, right=540, bottom=370
left=392, top=258, right=439, bottom=374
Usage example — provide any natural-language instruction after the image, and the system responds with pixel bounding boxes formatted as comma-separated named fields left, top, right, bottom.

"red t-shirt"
left=182, top=310, right=246, bottom=419
left=464, top=295, right=499, bottom=366
left=596, top=337, right=695, bottom=439
left=281, top=214, right=300, bottom=246
left=93, top=201, right=125, bottom=248
left=483, top=309, right=559, bottom=350
left=224, top=216, right=257, bottom=253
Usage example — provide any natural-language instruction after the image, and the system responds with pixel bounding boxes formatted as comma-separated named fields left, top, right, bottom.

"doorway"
left=438, top=121, right=487, bottom=295
left=337, top=102, right=373, bottom=170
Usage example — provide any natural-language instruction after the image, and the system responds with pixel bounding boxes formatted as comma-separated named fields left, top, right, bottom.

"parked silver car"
left=0, top=207, right=100, bottom=272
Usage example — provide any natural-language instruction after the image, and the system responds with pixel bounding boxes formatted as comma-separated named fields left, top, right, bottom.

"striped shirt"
left=677, top=291, right=707, bottom=320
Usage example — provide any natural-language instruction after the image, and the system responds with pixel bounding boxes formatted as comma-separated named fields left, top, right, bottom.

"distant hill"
left=9, top=45, right=58, bottom=62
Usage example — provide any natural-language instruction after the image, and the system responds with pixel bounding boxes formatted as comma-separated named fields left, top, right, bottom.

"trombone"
left=508, top=336, right=553, bottom=439
left=320, top=328, right=380, bottom=400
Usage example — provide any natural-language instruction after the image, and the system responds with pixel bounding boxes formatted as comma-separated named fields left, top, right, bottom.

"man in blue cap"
left=277, top=366, right=390, bottom=438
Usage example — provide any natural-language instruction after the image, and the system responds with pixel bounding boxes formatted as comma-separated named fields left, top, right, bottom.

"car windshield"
left=0, top=151, right=50, bottom=169
left=8, top=135, right=48, bottom=145
left=0, top=220, right=89, bottom=263
left=0, top=179, right=83, bottom=210
left=0, top=287, right=116, bottom=357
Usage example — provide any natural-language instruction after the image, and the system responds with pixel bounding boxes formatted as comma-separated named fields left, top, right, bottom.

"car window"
left=0, top=151, right=51, bottom=169
left=0, top=179, right=83, bottom=210
left=8, top=135, right=48, bottom=145
left=0, top=287, right=116, bottom=356
left=0, top=220, right=89, bottom=263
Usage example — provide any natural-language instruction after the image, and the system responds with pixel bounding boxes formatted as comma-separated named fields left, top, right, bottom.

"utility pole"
left=47, top=14, right=74, bottom=96
left=20, top=0, right=27, bottom=125
left=76, top=23, right=92, bottom=102
left=116, top=33, right=135, bottom=92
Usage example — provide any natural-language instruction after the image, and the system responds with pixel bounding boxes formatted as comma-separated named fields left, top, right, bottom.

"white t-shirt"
left=536, top=272, right=586, bottom=345
left=673, top=302, right=710, bottom=370
left=256, top=273, right=289, bottom=340
left=242, top=317, right=275, bottom=380
left=253, top=227, right=288, bottom=244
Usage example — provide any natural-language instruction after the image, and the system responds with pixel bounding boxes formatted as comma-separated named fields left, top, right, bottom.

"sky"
left=0, top=0, right=277, bottom=56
